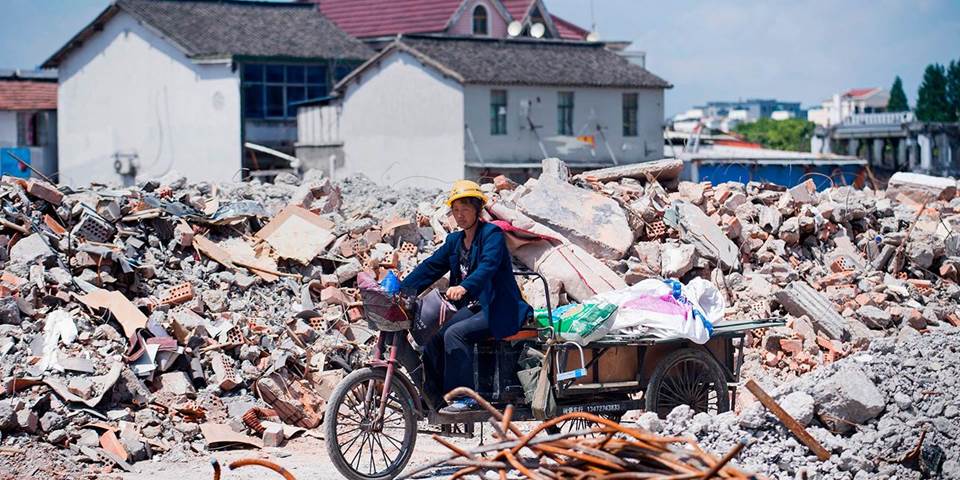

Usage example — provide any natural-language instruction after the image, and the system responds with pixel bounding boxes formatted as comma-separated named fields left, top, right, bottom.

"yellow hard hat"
left=446, top=179, right=488, bottom=206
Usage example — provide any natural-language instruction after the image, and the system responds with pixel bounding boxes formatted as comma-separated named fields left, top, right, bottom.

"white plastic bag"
left=589, top=278, right=719, bottom=344
left=683, top=278, right=726, bottom=325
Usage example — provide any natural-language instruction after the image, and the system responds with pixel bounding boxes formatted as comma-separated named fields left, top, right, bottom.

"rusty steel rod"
left=417, top=388, right=755, bottom=480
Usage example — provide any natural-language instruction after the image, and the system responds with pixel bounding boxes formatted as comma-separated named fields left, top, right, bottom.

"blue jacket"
left=400, top=222, right=531, bottom=339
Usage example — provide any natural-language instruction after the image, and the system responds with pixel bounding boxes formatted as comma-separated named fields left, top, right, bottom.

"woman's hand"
left=445, top=286, right=468, bottom=302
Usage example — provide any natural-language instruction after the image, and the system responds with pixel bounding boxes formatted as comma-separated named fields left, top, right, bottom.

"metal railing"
left=842, top=112, right=915, bottom=125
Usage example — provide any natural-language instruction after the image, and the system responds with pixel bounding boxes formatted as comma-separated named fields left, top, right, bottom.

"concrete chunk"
left=661, top=243, right=696, bottom=278
left=779, top=391, right=815, bottom=427
left=8, top=233, right=55, bottom=277
left=886, top=172, right=957, bottom=203
left=663, top=201, right=741, bottom=270
left=262, top=423, right=285, bottom=447
left=517, top=176, right=633, bottom=260
left=579, top=158, right=684, bottom=183
left=812, top=364, right=885, bottom=433
left=158, top=372, right=196, bottom=398
left=857, top=305, right=893, bottom=329
left=774, top=281, right=848, bottom=341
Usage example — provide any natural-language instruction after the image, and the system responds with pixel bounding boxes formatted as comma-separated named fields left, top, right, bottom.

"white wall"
left=0, top=111, right=16, bottom=147
left=463, top=85, right=663, bottom=167
left=340, top=51, right=464, bottom=189
left=57, top=11, right=241, bottom=186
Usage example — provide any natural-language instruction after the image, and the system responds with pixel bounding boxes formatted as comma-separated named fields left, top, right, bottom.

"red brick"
left=26, top=179, right=63, bottom=205
left=779, top=338, right=803, bottom=355
left=320, top=286, right=350, bottom=306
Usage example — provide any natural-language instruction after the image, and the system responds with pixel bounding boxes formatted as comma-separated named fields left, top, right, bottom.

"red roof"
left=844, top=87, right=879, bottom=99
left=501, top=0, right=534, bottom=19
left=551, top=14, right=589, bottom=39
left=314, top=0, right=587, bottom=39
left=0, top=81, right=57, bottom=111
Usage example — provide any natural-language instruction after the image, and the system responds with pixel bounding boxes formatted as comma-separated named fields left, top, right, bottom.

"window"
left=472, top=5, right=488, bottom=35
left=622, top=93, right=638, bottom=136
left=16, top=111, right=50, bottom=147
left=242, top=63, right=329, bottom=119
left=490, top=90, right=507, bottom=135
left=557, top=92, right=574, bottom=135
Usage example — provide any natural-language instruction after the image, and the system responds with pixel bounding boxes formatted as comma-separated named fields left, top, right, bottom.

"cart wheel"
left=325, top=367, right=417, bottom=480
left=645, top=348, right=729, bottom=419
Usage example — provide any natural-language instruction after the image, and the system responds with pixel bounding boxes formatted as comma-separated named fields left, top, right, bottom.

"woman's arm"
left=399, top=238, right=452, bottom=295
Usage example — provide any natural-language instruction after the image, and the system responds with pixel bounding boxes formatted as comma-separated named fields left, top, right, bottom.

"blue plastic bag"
left=379, top=271, right=401, bottom=295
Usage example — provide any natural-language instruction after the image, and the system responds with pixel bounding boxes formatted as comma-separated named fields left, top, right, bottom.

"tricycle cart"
left=323, top=271, right=783, bottom=480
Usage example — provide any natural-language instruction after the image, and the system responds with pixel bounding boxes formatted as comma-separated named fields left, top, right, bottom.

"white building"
left=42, top=0, right=371, bottom=186
left=297, top=36, right=670, bottom=188
left=807, top=87, right=890, bottom=127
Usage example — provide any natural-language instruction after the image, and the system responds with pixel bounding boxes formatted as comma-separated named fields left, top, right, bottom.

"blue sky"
left=2, top=0, right=959, bottom=116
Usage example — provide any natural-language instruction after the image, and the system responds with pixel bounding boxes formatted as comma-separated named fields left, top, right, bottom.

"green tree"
left=887, top=76, right=909, bottom=112
left=947, top=59, right=960, bottom=121
left=916, top=63, right=952, bottom=121
left=733, top=118, right=816, bottom=152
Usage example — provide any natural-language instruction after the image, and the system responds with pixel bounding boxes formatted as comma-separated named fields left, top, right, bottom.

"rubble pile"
left=649, top=328, right=960, bottom=479
left=0, top=159, right=959, bottom=476
left=493, top=164, right=960, bottom=377
left=0, top=171, right=441, bottom=475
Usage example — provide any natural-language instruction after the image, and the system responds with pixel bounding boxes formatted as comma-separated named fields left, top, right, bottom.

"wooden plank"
left=745, top=379, right=831, bottom=461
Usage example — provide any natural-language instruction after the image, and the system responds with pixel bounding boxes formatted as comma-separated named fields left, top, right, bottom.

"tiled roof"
left=341, top=36, right=671, bottom=89
left=317, top=0, right=461, bottom=39
left=0, top=81, right=57, bottom=111
left=500, top=0, right=535, bottom=20
left=44, top=0, right=372, bottom=68
left=844, top=88, right=880, bottom=99
left=315, top=0, right=588, bottom=40
left=550, top=14, right=590, bottom=39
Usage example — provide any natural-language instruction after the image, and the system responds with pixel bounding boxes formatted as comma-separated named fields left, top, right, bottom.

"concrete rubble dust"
left=0, top=162, right=957, bottom=478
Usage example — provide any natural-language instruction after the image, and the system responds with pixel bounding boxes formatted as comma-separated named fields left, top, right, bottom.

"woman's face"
left=451, top=198, right=479, bottom=230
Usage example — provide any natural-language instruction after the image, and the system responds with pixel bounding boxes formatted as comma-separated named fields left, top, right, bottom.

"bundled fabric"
left=358, top=272, right=412, bottom=332
left=533, top=301, right=617, bottom=345
left=592, top=278, right=724, bottom=344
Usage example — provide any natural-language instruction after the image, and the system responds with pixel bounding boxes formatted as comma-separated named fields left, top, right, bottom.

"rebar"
left=411, top=388, right=755, bottom=480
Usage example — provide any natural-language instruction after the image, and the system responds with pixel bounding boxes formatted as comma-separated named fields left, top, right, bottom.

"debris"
left=663, top=201, right=740, bottom=270
left=744, top=379, right=830, bottom=461
left=886, top=172, right=957, bottom=203
left=255, top=206, right=335, bottom=264
left=77, top=289, right=148, bottom=339
left=200, top=423, right=263, bottom=449
left=578, top=158, right=684, bottom=183
left=516, top=171, right=633, bottom=260
left=774, top=281, right=848, bottom=341
left=2, top=161, right=960, bottom=475
left=810, top=363, right=885, bottom=433
left=44, top=363, right=122, bottom=408
left=262, top=423, right=285, bottom=447
left=8, top=234, right=55, bottom=276
left=403, top=387, right=755, bottom=479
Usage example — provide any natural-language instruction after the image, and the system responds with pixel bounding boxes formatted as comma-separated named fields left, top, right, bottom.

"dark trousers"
left=422, top=306, right=490, bottom=401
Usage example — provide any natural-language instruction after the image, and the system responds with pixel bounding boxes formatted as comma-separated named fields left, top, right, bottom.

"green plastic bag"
left=534, top=301, right=617, bottom=345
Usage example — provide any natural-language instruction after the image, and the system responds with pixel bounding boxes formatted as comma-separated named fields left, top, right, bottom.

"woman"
left=400, top=180, right=532, bottom=413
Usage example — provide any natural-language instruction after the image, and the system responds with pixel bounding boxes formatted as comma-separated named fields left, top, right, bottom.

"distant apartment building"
left=671, top=98, right=802, bottom=133
left=807, top=88, right=890, bottom=127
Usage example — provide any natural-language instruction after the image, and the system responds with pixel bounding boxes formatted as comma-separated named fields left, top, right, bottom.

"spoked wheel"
left=547, top=411, right=624, bottom=438
left=324, top=367, right=417, bottom=480
left=645, top=348, right=730, bottom=419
